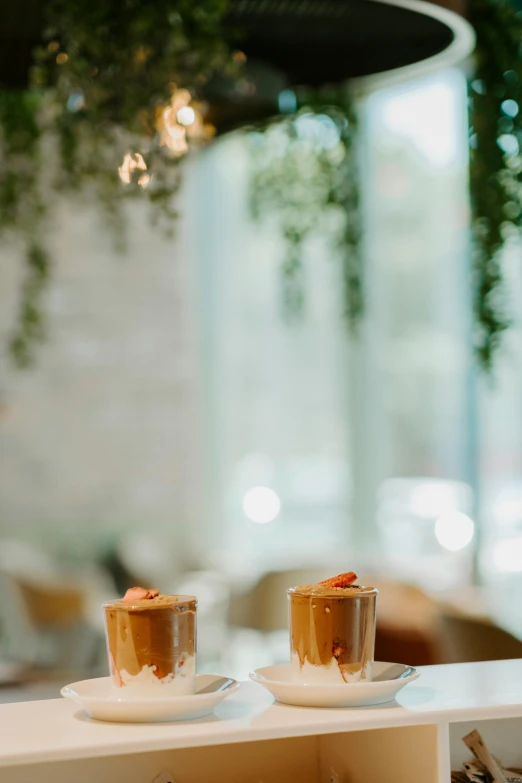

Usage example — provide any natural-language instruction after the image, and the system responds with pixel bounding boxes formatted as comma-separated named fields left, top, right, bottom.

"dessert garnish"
left=122, top=586, right=159, bottom=602
left=318, top=571, right=358, bottom=588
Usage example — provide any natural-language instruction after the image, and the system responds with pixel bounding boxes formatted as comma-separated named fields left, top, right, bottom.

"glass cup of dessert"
left=287, top=572, right=378, bottom=684
left=103, top=587, right=197, bottom=697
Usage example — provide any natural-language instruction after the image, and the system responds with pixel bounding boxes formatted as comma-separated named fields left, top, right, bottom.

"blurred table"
left=441, top=582, right=522, bottom=639
left=0, top=680, right=65, bottom=703
left=0, top=665, right=89, bottom=704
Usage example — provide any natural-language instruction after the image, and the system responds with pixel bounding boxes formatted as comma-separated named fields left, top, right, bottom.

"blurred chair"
left=362, top=574, right=446, bottom=666
left=439, top=609, right=522, bottom=663
left=375, top=623, right=444, bottom=666
left=0, top=570, right=39, bottom=667
left=115, top=532, right=185, bottom=594
left=0, top=538, right=113, bottom=673
left=229, top=568, right=332, bottom=632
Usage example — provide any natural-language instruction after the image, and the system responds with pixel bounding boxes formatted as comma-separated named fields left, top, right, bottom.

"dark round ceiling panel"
left=204, top=0, right=474, bottom=131
left=0, top=0, right=475, bottom=133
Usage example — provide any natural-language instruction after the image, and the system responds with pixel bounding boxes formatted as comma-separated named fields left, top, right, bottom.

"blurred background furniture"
left=1, top=545, right=522, bottom=699
left=0, top=539, right=113, bottom=675
left=440, top=609, right=522, bottom=663
left=363, top=576, right=446, bottom=666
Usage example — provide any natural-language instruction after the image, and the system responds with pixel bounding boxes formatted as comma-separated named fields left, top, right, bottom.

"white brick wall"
left=0, top=184, right=205, bottom=563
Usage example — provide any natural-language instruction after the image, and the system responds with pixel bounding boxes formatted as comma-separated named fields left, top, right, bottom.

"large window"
left=192, top=137, right=353, bottom=571
left=356, top=68, right=475, bottom=590
left=193, top=68, right=477, bottom=586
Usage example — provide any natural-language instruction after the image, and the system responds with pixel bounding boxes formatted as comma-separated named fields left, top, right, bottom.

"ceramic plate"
left=249, top=661, right=420, bottom=708
left=61, top=674, right=239, bottom=723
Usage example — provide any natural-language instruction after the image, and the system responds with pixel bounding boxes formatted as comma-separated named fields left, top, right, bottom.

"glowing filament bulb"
left=177, top=106, right=196, bottom=127
left=118, top=152, right=147, bottom=185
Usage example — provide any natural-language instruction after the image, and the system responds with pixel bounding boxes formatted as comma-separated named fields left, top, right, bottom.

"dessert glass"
left=287, top=584, right=378, bottom=684
left=103, top=593, right=197, bottom=696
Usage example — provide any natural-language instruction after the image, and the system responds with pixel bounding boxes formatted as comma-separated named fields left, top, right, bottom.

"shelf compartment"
left=318, top=724, right=440, bottom=783
left=449, top=717, right=522, bottom=774
left=0, top=736, right=319, bottom=783
left=3, top=724, right=441, bottom=783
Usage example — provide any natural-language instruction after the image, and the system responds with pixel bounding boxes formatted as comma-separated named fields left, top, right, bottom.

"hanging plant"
left=1, top=0, right=235, bottom=367
left=468, top=0, right=522, bottom=369
left=249, top=88, right=362, bottom=326
left=4, top=0, right=522, bottom=371
left=0, top=91, right=48, bottom=367
left=250, top=0, right=522, bottom=370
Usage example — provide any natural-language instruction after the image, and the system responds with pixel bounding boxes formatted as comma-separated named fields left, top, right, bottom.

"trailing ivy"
left=251, top=1, right=522, bottom=370
left=9, top=245, right=50, bottom=368
left=0, top=91, right=48, bottom=366
left=4, top=0, right=522, bottom=370
left=249, top=88, right=361, bottom=326
left=0, top=0, right=234, bottom=367
left=468, top=0, right=522, bottom=369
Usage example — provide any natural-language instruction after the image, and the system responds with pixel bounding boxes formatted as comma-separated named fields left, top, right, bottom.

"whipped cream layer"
left=291, top=653, right=373, bottom=684
left=113, top=655, right=196, bottom=697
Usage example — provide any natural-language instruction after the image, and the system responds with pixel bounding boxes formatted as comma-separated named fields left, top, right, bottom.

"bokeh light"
left=435, top=512, right=474, bottom=552
left=242, top=486, right=281, bottom=524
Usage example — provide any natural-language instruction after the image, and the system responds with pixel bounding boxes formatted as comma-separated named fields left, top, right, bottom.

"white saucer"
left=61, top=674, right=239, bottom=723
left=249, top=661, right=420, bottom=708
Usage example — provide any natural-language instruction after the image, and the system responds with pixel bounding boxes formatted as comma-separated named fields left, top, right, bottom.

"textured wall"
left=0, top=188, right=205, bottom=563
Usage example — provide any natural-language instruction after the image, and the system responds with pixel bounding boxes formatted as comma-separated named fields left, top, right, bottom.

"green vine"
left=9, top=245, right=50, bottom=368
left=4, top=0, right=522, bottom=370
left=249, top=88, right=361, bottom=326
left=0, top=91, right=48, bottom=367
left=251, top=1, right=522, bottom=370
left=469, top=0, right=522, bottom=369
left=1, top=0, right=234, bottom=367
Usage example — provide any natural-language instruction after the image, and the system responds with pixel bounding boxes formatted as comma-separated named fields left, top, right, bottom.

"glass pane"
left=192, top=135, right=352, bottom=570
left=356, top=69, right=475, bottom=590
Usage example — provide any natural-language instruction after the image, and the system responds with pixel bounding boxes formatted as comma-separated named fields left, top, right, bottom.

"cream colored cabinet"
left=1, top=660, right=522, bottom=783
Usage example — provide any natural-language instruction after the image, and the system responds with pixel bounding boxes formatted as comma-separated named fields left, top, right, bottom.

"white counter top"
left=1, top=660, right=522, bottom=768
